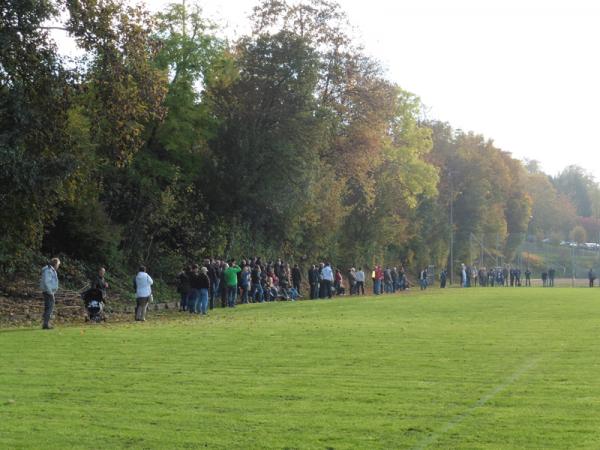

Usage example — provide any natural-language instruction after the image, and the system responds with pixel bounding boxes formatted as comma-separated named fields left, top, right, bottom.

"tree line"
left=1, top=0, right=598, bottom=279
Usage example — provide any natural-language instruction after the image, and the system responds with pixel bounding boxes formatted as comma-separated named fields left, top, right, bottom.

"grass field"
left=3, top=288, right=600, bottom=449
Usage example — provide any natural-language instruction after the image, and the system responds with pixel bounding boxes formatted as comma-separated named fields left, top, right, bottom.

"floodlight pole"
left=572, top=246, right=575, bottom=288
left=449, top=173, right=454, bottom=286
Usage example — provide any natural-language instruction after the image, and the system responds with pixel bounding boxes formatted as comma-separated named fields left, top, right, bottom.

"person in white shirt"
left=355, top=267, right=365, bottom=295
left=134, top=266, right=153, bottom=321
left=320, top=263, right=334, bottom=299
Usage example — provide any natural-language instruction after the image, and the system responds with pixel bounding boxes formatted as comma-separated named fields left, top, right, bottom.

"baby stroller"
left=81, top=288, right=106, bottom=323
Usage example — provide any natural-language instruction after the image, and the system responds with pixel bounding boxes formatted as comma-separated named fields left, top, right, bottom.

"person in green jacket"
left=224, top=260, right=242, bottom=308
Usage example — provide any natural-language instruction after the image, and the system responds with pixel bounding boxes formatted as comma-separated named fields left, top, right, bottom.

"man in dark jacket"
left=292, top=264, right=302, bottom=295
left=91, top=267, right=109, bottom=299
left=176, top=266, right=191, bottom=311
left=308, top=265, right=319, bottom=299
left=187, top=265, right=201, bottom=314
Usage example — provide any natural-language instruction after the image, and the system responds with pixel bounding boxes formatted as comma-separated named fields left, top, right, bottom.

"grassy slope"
left=2, top=288, right=600, bottom=449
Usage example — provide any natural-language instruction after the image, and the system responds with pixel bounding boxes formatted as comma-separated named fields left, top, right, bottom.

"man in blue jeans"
left=251, top=265, right=264, bottom=302
left=197, top=267, right=211, bottom=315
left=188, top=264, right=201, bottom=314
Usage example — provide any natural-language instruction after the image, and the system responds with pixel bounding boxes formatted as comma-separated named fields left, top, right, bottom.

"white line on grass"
left=414, top=356, right=541, bottom=450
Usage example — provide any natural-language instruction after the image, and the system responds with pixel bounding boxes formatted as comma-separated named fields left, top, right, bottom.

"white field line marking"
left=414, top=357, right=541, bottom=450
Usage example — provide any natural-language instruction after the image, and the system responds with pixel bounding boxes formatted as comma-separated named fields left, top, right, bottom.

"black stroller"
left=81, top=288, right=106, bottom=323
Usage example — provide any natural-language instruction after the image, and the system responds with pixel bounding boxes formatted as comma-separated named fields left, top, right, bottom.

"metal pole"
left=450, top=194, right=454, bottom=286
left=572, top=246, right=575, bottom=288
left=480, top=235, right=484, bottom=267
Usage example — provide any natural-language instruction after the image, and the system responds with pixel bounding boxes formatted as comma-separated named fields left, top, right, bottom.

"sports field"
left=2, top=288, right=600, bottom=449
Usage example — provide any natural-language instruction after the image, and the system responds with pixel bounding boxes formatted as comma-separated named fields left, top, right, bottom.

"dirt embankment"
left=0, top=280, right=178, bottom=328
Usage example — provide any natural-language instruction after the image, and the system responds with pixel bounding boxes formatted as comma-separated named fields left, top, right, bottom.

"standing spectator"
left=188, top=265, right=201, bottom=314
left=355, top=267, right=365, bottom=295
left=548, top=268, right=555, bottom=287
left=274, top=259, right=284, bottom=280
left=525, top=268, right=531, bottom=286
left=391, top=268, right=398, bottom=293
left=419, top=268, right=428, bottom=290
left=208, top=260, right=220, bottom=310
left=398, top=267, right=407, bottom=290
left=321, top=263, right=334, bottom=299
left=334, top=269, right=345, bottom=295
left=541, top=271, right=548, bottom=287
left=440, top=269, right=447, bottom=288
left=40, top=257, right=60, bottom=330
left=197, top=267, right=211, bottom=315
left=384, top=268, right=393, bottom=293
left=515, top=268, right=522, bottom=287
left=224, top=261, right=241, bottom=308
left=91, top=267, right=109, bottom=300
left=203, top=259, right=215, bottom=310
left=220, top=261, right=228, bottom=308
left=374, top=266, right=384, bottom=295
left=348, top=268, right=357, bottom=295
left=240, top=265, right=251, bottom=304
left=134, top=266, right=153, bottom=322
left=308, top=265, right=319, bottom=299
left=383, top=267, right=392, bottom=294
left=589, top=268, right=596, bottom=288
left=176, top=266, right=191, bottom=311
left=292, top=264, right=302, bottom=295
left=251, top=265, right=264, bottom=302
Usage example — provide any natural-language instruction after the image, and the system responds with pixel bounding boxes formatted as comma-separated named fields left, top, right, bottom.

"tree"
left=0, top=0, right=78, bottom=270
left=66, top=0, right=168, bottom=167
left=553, top=166, right=596, bottom=218
left=204, top=30, right=325, bottom=254
left=570, top=225, right=587, bottom=245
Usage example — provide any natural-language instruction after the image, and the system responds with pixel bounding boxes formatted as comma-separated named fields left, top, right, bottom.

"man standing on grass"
left=320, top=262, right=334, bottom=299
left=224, top=260, right=241, bottom=308
left=355, top=267, right=365, bottom=295
left=134, top=266, right=153, bottom=322
left=525, top=268, right=531, bottom=286
left=40, top=257, right=60, bottom=330
left=308, top=264, right=319, bottom=299
left=292, top=264, right=302, bottom=295
left=440, top=269, right=447, bottom=288
left=187, top=264, right=200, bottom=314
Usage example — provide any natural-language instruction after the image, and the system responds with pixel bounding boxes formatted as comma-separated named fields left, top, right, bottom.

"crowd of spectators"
left=175, top=258, right=412, bottom=314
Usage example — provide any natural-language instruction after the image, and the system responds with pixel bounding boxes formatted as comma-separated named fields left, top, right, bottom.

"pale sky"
left=56, top=0, right=600, bottom=179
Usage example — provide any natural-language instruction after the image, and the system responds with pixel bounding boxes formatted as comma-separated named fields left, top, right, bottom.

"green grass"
left=3, top=288, right=600, bottom=449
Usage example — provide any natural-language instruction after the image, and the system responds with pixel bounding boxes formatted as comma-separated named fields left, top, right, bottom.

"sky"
left=55, top=0, right=600, bottom=179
